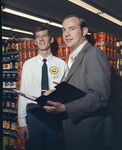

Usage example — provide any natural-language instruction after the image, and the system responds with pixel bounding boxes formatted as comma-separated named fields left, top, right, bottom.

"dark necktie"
left=41, top=59, right=49, bottom=95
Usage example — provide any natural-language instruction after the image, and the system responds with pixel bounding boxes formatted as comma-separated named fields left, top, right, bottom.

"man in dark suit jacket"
left=43, top=15, right=114, bottom=150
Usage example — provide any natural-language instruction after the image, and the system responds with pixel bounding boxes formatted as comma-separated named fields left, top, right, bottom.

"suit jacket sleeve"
left=65, top=45, right=111, bottom=124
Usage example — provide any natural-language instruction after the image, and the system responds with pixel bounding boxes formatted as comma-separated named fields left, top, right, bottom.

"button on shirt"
left=18, top=53, right=67, bottom=127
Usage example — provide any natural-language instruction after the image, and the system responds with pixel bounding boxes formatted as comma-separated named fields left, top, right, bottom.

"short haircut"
left=63, top=15, right=87, bottom=31
left=33, top=24, right=52, bottom=39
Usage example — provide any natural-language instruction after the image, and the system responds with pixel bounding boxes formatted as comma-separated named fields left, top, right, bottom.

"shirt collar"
left=70, top=40, right=88, bottom=60
left=37, top=53, right=53, bottom=63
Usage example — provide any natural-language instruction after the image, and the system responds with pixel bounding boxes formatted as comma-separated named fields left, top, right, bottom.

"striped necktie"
left=41, top=59, right=49, bottom=95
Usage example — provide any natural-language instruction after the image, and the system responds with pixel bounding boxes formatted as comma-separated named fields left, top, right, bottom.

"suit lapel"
left=66, top=42, right=91, bottom=81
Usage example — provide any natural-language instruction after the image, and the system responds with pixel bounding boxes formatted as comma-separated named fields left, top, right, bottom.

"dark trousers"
left=25, top=104, right=65, bottom=150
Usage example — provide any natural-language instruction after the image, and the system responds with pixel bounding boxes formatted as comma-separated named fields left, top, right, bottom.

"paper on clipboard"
left=12, top=89, right=37, bottom=100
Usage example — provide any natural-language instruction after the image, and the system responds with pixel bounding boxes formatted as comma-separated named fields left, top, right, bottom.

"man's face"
left=62, top=17, right=86, bottom=51
left=35, top=30, right=52, bottom=51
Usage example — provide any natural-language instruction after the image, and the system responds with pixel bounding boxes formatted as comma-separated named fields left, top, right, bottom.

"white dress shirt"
left=18, top=53, right=67, bottom=127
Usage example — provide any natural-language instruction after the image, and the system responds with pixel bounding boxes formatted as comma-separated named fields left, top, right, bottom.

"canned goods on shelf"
left=98, top=32, right=106, bottom=42
left=22, top=41, right=27, bottom=49
left=107, top=46, right=110, bottom=56
left=22, top=51, right=27, bottom=59
left=27, top=50, right=32, bottom=58
left=114, top=60, right=116, bottom=69
left=110, top=60, right=113, bottom=67
left=110, top=48, right=113, bottom=57
left=30, top=40, right=36, bottom=48
left=57, top=48, right=63, bottom=57
left=56, top=37, right=62, bottom=45
left=26, top=40, right=31, bottom=48
left=107, top=34, right=110, bottom=44
left=19, top=61, right=23, bottom=69
left=18, top=70, right=22, bottom=80
left=114, top=37, right=116, bottom=46
left=19, top=51, right=23, bottom=59
left=16, top=80, right=21, bottom=89
left=93, top=33, right=98, bottom=42
left=63, top=47, right=70, bottom=57
left=114, top=48, right=117, bottom=57
left=110, top=35, right=113, bottom=45
left=18, top=42, right=22, bottom=50
left=31, top=50, right=36, bottom=57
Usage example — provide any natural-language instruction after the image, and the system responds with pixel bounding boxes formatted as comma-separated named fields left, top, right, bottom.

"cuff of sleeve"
left=19, top=118, right=27, bottom=127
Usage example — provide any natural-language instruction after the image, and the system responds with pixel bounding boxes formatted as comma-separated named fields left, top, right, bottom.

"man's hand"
left=19, top=126, right=30, bottom=141
left=43, top=101, right=66, bottom=113
left=43, top=89, right=55, bottom=96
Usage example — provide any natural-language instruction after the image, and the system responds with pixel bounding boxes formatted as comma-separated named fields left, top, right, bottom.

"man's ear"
left=50, top=37, right=54, bottom=43
left=82, top=27, right=88, bottom=37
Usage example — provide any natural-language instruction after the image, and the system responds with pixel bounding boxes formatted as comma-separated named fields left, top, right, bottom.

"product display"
left=2, top=34, right=121, bottom=149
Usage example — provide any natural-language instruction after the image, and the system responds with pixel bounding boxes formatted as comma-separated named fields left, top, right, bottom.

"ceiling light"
left=2, top=26, right=12, bottom=30
left=12, top=29, right=33, bottom=35
left=2, top=36, right=10, bottom=39
left=2, top=8, right=62, bottom=28
left=68, top=0, right=122, bottom=26
left=99, top=13, right=122, bottom=26
left=2, top=8, right=49, bottom=23
left=48, top=22, right=62, bottom=28
left=68, top=0, right=101, bottom=14
left=2, top=26, right=33, bottom=35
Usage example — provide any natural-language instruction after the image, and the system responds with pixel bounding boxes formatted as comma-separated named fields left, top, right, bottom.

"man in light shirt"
left=18, top=24, right=67, bottom=150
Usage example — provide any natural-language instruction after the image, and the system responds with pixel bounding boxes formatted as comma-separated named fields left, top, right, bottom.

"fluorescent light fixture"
left=48, top=22, right=62, bottom=28
left=12, top=29, right=33, bottom=35
left=2, top=8, right=49, bottom=23
left=99, top=13, right=122, bottom=26
left=68, top=0, right=122, bottom=26
left=2, top=26, right=12, bottom=30
left=2, top=36, right=10, bottom=39
left=2, top=26, right=33, bottom=35
left=68, top=0, right=101, bottom=14
left=2, top=8, right=62, bottom=28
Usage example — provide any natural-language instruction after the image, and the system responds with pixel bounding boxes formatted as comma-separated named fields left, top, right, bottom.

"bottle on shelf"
left=11, top=37, right=16, bottom=52
left=7, top=38, right=11, bottom=52
left=6, top=113, right=11, bottom=132
left=3, top=112, right=7, bottom=132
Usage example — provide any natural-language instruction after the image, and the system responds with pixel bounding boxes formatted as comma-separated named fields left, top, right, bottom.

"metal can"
left=114, top=48, right=117, bottom=57
left=98, top=32, right=106, bottom=42
left=19, top=61, right=23, bottom=69
left=26, top=40, right=31, bottom=48
left=18, top=70, right=22, bottom=80
left=110, top=59, right=113, bottom=67
left=93, top=33, right=98, bottom=42
left=30, top=40, right=36, bottom=48
left=18, top=42, right=22, bottom=50
left=31, top=50, right=36, bottom=57
left=107, top=34, right=110, bottom=44
left=22, top=51, right=27, bottom=59
left=114, top=37, right=116, bottom=46
left=107, top=46, right=110, bottom=56
left=110, top=48, right=113, bottom=57
left=22, top=41, right=27, bottom=49
left=56, top=37, right=62, bottom=45
left=63, top=47, right=70, bottom=57
left=114, top=60, right=116, bottom=69
left=110, top=35, right=113, bottom=45
left=27, top=50, right=32, bottom=58
left=57, top=48, right=63, bottom=57
left=18, top=51, right=23, bottom=59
